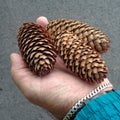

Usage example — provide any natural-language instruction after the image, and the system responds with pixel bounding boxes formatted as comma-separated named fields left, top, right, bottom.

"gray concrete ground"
left=0, top=0, right=120, bottom=120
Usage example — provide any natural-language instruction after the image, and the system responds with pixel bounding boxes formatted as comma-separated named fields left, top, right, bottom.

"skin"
left=10, top=16, right=112, bottom=120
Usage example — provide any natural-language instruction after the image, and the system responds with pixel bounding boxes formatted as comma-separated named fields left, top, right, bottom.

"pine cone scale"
left=47, top=19, right=110, bottom=54
left=17, top=22, right=57, bottom=76
left=17, top=18, right=110, bottom=83
left=54, top=31, right=107, bottom=83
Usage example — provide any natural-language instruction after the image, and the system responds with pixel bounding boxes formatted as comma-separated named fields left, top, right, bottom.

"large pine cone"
left=47, top=19, right=110, bottom=54
left=17, top=22, right=57, bottom=76
left=55, top=31, right=107, bottom=83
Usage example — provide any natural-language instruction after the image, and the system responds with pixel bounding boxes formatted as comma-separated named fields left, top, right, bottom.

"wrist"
left=60, top=78, right=113, bottom=120
left=63, top=81, right=113, bottom=120
left=42, top=78, right=112, bottom=120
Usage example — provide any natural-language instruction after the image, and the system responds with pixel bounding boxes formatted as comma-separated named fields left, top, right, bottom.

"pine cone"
left=17, top=22, right=57, bottom=76
left=47, top=19, right=110, bottom=54
left=55, top=31, right=107, bottom=83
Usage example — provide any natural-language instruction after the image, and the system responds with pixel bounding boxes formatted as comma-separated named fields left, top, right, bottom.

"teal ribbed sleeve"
left=74, top=90, right=120, bottom=120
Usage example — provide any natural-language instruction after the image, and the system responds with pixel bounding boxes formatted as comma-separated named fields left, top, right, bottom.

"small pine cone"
left=17, top=22, right=57, bottom=76
left=55, top=31, right=107, bottom=83
left=47, top=19, right=110, bottom=54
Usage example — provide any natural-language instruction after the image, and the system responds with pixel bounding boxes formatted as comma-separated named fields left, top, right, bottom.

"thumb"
left=10, top=53, right=27, bottom=71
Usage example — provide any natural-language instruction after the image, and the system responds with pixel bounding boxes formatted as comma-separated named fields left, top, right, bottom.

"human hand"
left=10, top=16, right=111, bottom=120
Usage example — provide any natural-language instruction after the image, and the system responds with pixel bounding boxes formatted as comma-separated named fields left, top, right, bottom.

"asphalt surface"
left=0, top=0, right=120, bottom=120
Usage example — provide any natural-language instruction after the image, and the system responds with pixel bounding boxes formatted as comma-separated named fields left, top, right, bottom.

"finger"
left=10, top=53, right=28, bottom=91
left=10, top=53, right=39, bottom=82
left=10, top=53, right=31, bottom=86
left=10, top=53, right=41, bottom=96
left=36, top=16, right=48, bottom=27
left=10, top=53, right=27, bottom=70
left=10, top=53, right=31, bottom=85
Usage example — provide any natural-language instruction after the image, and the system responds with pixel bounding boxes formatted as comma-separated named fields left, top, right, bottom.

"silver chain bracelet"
left=63, top=82, right=113, bottom=120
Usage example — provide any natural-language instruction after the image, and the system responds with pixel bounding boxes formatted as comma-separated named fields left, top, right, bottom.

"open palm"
left=10, top=16, right=108, bottom=119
